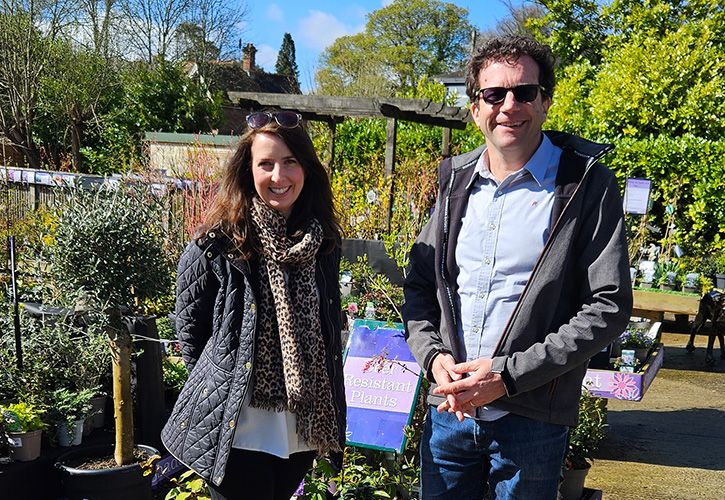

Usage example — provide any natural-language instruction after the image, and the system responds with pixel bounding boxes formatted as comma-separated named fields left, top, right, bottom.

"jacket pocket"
left=185, top=358, right=233, bottom=447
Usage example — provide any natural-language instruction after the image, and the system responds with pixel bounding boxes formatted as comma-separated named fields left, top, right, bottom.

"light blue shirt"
left=455, top=134, right=561, bottom=420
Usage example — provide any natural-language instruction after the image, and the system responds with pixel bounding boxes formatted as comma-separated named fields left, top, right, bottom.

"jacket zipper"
left=214, top=255, right=258, bottom=485
left=440, top=168, right=459, bottom=329
left=490, top=147, right=613, bottom=357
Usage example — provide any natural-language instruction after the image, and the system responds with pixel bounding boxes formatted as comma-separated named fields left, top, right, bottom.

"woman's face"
left=251, top=132, right=305, bottom=219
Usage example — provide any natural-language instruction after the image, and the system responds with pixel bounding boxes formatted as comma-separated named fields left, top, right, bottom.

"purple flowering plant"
left=619, top=329, right=655, bottom=349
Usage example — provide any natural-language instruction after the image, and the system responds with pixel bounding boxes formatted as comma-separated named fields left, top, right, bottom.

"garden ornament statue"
left=686, top=290, right=725, bottom=365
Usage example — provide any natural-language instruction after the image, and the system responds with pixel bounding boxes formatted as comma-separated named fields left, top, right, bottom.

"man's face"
left=471, top=55, right=551, bottom=163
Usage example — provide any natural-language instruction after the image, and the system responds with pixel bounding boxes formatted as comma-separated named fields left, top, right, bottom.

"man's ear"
left=471, top=100, right=480, bottom=121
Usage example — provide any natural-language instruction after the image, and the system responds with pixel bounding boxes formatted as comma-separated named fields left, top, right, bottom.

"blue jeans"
left=420, top=407, right=568, bottom=500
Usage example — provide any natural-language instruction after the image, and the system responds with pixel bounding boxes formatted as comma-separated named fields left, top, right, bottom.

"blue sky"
left=244, top=0, right=522, bottom=92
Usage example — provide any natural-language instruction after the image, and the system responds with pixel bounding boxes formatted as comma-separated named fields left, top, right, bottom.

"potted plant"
left=48, top=388, right=97, bottom=447
left=618, top=328, right=656, bottom=363
left=638, top=260, right=656, bottom=288
left=0, top=402, right=47, bottom=461
left=50, top=183, right=170, bottom=499
left=656, top=260, right=680, bottom=290
left=682, top=272, right=700, bottom=294
left=560, top=388, right=607, bottom=500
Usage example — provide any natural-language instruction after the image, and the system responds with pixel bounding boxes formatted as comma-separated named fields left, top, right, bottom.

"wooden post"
left=385, top=118, right=397, bottom=232
left=328, top=120, right=337, bottom=176
left=442, top=127, right=451, bottom=157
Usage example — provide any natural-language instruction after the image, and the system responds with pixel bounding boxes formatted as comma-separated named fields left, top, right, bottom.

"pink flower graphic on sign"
left=610, top=372, right=640, bottom=400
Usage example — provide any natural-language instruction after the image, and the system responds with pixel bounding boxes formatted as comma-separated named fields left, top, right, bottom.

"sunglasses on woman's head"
left=475, top=84, right=545, bottom=105
left=246, top=111, right=302, bottom=129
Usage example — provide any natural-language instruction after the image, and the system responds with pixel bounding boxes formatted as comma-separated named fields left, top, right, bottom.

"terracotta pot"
left=7, top=429, right=42, bottom=461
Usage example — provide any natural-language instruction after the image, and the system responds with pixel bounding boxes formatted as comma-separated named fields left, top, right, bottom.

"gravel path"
left=586, top=331, right=725, bottom=499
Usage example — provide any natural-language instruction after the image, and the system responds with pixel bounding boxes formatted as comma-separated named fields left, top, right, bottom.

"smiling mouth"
left=269, top=186, right=291, bottom=195
left=498, top=121, right=524, bottom=128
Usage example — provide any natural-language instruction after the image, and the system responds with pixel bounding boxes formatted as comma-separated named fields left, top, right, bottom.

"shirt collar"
left=466, top=133, right=555, bottom=189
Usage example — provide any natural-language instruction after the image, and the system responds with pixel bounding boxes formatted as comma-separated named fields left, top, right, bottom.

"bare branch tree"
left=118, top=0, right=191, bottom=62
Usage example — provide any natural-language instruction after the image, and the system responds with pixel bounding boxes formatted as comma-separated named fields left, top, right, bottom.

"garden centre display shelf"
left=584, top=343, right=664, bottom=401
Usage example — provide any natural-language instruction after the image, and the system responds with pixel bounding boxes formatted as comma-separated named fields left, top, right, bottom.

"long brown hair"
left=200, top=120, right=341, bottom=257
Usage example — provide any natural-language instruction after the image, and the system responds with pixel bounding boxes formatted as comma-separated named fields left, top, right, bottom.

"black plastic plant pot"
left=55, top=444, right=158, bottom=500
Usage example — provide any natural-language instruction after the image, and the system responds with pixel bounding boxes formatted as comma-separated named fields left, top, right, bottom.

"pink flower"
left=347, top=303, right=358, bottom=314
left=610, top=372, right=640, bottom=400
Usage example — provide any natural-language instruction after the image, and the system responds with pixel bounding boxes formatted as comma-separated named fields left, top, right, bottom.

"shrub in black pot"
left=50, top=183, right=171, bottom=495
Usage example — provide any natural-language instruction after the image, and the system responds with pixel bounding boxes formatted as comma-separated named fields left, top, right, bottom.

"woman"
left=161, top=110, right=346, bottom=500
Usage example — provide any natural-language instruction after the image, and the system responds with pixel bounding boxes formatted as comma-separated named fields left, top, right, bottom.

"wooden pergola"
left=227, top=91, right=473, bottom=178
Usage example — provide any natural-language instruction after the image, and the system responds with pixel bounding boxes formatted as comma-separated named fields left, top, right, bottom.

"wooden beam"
left=378, top=103, right=468, bottom=130
left=228, top=91, right=471, bottom=129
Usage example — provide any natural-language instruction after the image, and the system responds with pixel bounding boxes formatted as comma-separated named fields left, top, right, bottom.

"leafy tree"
left=541, top=0, right=725, bottom=259
left=0, top=9, right=50, bottom=168
left=526, top=0, right=606, bottom=66
left=316, top=33, right=394, bottom=97
left=316, top=0, right=473, bottom=95
left=175, top=22, right=221, bottom=64
left=275, top=33, right=300, bottom=92
left=38, top=40, right=119, bottom=171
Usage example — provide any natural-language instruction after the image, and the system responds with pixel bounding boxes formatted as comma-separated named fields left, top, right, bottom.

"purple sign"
left=584, top=345, right=664, bottom=401
left=343, top=319, right=422, bottom=453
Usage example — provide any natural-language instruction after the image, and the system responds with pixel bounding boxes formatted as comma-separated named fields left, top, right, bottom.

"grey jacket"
left=403, top=131, right=633, bottom=427
left=160, top=231, right=346, bottom=486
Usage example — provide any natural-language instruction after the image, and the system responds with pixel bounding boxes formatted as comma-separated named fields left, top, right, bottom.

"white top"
left=231, top=387, right=314, bottom=458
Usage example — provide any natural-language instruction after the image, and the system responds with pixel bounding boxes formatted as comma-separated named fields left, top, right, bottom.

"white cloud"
left=297, top=10, right=360, bottom=51
left=266, top=4, right=284, bottom=23
left=381, top=0, right=394, bottom=6
left=255, top=44, right=278, bottom=72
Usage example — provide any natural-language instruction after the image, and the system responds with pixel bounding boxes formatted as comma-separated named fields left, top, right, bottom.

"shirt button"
left=229, top=420, right=235, bottom=428
left=484, top=258, right=491, bottom=265
left=180, top=421, right=186, bottom=429
left=206, top=251, right=213, bottom=258
left=208, top=231, right=216, bottom=238
left=478, top=292, right=486, bottom=299
left=250, top=303, right=256, bottom=312
left=472, top=327, right=479, bottom=333
left=489, top=223, right=496, bottom=230
left=244, top=361, right=252, bottom=370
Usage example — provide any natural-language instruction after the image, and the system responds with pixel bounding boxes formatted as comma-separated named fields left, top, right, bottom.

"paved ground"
left=586, top=331, right=725, bottom=499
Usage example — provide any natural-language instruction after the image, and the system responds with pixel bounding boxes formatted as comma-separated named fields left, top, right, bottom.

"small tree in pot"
left=50, top=183, right=171, bottom=466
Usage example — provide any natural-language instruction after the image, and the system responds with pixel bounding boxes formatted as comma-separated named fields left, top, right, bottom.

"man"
left=403, top=36, right=632, bottom=499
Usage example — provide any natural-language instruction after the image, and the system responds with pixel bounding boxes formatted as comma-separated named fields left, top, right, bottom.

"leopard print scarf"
left=249, top=197, right=340, bottom=454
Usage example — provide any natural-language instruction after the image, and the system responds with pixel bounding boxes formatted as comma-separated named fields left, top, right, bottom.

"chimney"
left=242, top=43, right=257, bottom=75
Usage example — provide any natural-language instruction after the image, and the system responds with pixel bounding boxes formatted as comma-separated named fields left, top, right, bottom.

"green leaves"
left=50, top=184, right=172, bottom=313
left=316, top=0, right=473, bottom=95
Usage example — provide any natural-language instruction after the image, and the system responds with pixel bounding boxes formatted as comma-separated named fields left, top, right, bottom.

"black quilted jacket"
left=160, top=230, right=346, bottom=486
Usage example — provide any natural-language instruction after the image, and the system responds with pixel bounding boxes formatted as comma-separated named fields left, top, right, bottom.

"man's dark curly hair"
left=465, top=36, right=556, bottom=102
